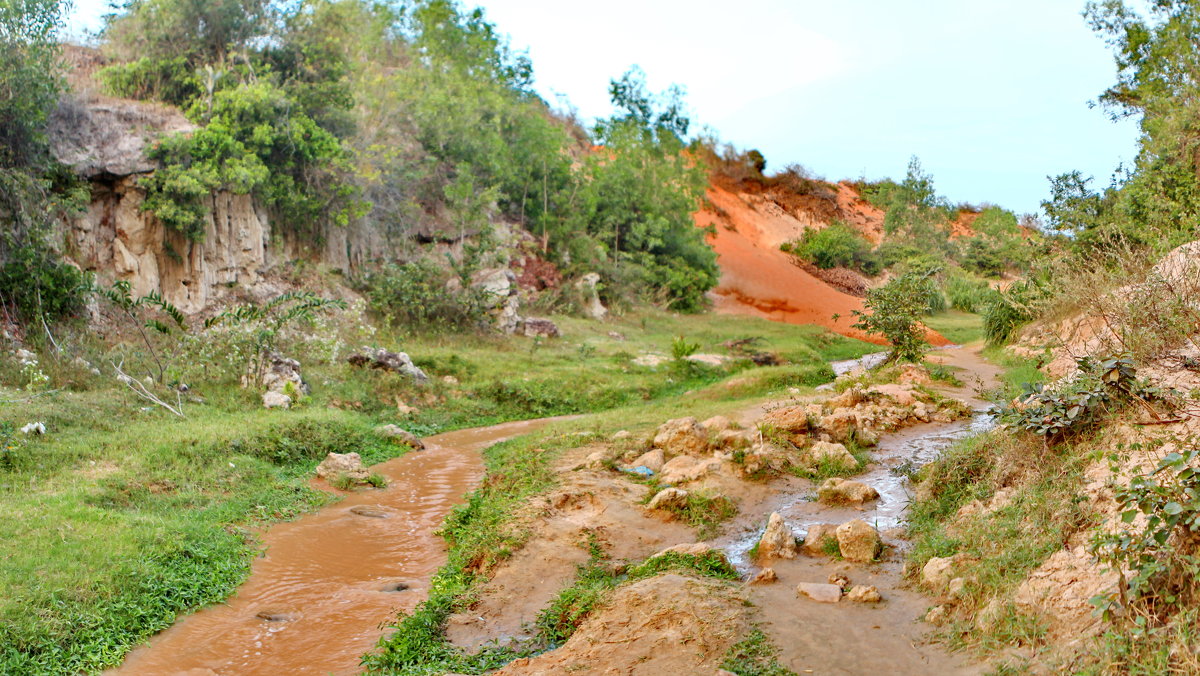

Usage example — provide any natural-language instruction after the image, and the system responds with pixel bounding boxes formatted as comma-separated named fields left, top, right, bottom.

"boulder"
left=254, top=352, right=308, bottom=406
left=846, top=585, right=882, bottom=603
left=801, top=524, right=839, bottom=556
left=796, top=582, right=842, bottom=603
left=816, top=409, right=859, bottom=443
left=630, top=449, right=665, bottom=473
left=759, top=405, right=810, bottom=433
left=576, top=272, right=608, bottom=320
left=262, top=391, right=292, bottom=409
left=658, top=455, right=720, bottom=485
left=738, top=442, right=794, bottom=476
left=921, top=556, right=957, bottom=589
left=376, top=424, right=425, bottom=450
left=750, top=568, right=778, bottom=585
left=652, top=417, right=709, bottom=457
left=520, top=317, right=561, bottom=338
left=755, top=513, right=797, bottom=560
left=472, top=268, right=521, bottom=334
left=818, top=478, right=880, bottom=505
left=829, top=386, right=870, bottom=409
left=347, top=347, right=429, bottom=383
left=701, top=415, right=735, bottom=433
left=836, top=519, right=882, bottom=562
left=714, top=429, right=754, bottom=450
left=316, top=452, right=369, bottom=482
left=804, top=441, right=857, bottom=468
left=647, top=487, right=690, bottom=511
left=925, top=605, right=949, bottom=626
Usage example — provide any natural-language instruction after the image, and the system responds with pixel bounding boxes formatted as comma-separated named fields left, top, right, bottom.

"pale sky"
left=66, top=0, right=1140, bottom=216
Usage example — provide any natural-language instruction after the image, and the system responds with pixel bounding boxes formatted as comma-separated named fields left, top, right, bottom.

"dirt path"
left=110, top=417, right=564, bottom=676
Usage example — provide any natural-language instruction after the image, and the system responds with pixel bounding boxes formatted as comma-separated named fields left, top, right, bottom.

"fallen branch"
left=112, top=360, right=184, bottom=418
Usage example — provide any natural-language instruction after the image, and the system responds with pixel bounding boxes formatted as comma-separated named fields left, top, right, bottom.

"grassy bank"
left=1, top=309, right=872, bottom=674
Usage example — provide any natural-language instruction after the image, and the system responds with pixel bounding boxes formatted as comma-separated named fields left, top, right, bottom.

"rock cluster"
left=347, top=347, right=429, bottom=383
left=255, top=352, right=307, bottom=409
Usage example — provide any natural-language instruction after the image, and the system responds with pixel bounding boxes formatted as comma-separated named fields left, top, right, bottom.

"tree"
left=0, top=0, right=66, bottom=168
left=850, top=271, right=938, bottom=363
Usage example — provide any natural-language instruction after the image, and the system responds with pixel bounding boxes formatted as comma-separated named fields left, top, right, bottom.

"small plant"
left=366, top=473, right=388, bottom=488
left=995, top=353, right=1158, bottom=447
left=721, top=629, right=795, bottom=676
left=1091, top=445, right=1200, bottom=622
left=671, top=335, right=701, bottom=361
left=205, top=292, right=347, bottom=388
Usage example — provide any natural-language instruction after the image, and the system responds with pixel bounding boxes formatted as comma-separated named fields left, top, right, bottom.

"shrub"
left=983, top=279, right=1048, bottom=345
left=784, top=221, right=880, bottom=275
left=849, top=271, right=938, bottom=363
left=946, top=274, right=998, bottom=313
left=358, top=259, right=493, bottom=331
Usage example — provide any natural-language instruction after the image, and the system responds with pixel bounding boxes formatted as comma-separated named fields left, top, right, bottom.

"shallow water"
left=111, top=417, right=559, bottom=676
left=723, top=410, right=994, bottom=571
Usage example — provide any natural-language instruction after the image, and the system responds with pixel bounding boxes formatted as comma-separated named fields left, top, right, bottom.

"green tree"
left=850, top=271, right=938, bottom=363
left=0, top=0, right=66, bottom=168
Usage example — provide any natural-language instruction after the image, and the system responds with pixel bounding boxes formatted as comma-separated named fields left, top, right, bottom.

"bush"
left=358, top=259, right=492, bottom=331
left=946, top=274, right=998, bottom=313
left=849, top=271, right=938, bottom=363
left=783, top=221, right=880, bottom=275
left=983, top=279, right=1048, bottom=345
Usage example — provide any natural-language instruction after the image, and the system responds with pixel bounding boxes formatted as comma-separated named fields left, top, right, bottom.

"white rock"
left=796, top=582, right=842, bottom=603
left=262, top=391, right=292, bottom=409
left=19, top=422, right=46, bottom=435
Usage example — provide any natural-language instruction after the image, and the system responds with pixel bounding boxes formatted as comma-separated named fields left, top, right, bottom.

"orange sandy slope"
left=696, top=182, right=950, bottom=347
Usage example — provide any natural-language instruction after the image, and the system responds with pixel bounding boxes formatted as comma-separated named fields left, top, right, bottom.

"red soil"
left=696, top=181, right=950, bottom=347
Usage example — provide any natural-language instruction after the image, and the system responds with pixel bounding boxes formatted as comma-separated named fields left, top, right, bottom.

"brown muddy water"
left=112, top=417, right=561, bottom=676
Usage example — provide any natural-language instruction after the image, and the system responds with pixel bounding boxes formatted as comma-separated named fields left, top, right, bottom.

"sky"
left=65, top=0, right=1141, bottom=216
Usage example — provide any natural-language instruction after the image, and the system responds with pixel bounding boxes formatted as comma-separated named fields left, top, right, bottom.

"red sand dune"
left=696, top=182, right=950, bottom=347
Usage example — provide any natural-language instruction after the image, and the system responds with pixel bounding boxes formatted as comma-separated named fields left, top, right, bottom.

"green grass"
left=721, top=628, right=797, bottom=676
left=924, top=309, right=985, bottom=346
left=981, top=345, right=1046, bottom=401
left=0, top=394, right=406, bottom=674
left=905, top=428, right=1095, bottom=656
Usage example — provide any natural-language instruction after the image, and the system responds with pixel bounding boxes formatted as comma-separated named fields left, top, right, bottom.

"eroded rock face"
left=652, top=417, right=709, bottom=458
left=472, top=268, right=522, bottom=334
left=836, top=519, right=882, bottom=562
left=68, top=177, right=270, bottom=315
left=755, top=512, right=797, bottom=560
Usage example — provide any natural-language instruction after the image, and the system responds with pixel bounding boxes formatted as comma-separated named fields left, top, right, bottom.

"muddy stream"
left=112, top=417, right=562, bottom=676
left=114, top=346, right=1000, bottom=676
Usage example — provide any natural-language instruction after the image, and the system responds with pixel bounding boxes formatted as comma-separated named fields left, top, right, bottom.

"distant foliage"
left=358, top=259, right=493, bottom=331
left=783, top=221, right=880, bottom=275
left=0, top=0, right=66, bottom=168
left=982, top=278, right=1048, bottom=346
left=945, top=274, right=997, bottom=313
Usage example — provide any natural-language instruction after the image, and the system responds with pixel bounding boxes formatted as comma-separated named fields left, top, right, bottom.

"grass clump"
left=721, top=628, right=796, bottom=676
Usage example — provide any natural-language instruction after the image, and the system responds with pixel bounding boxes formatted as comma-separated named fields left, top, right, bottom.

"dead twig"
left=112, top=359, right=184, bottom=418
